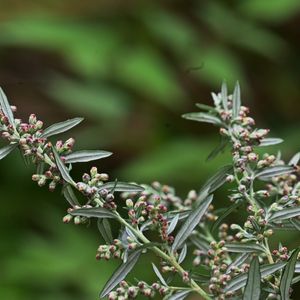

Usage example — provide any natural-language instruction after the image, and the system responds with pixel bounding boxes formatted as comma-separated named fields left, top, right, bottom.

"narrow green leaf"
left=99, top=181, right=144, bottom=193
left=290, top=219, right=300, bottom=231
left=182, top=112, right=222, bottom=126
left=172, top=195, right=213, bottom=251
left=167, top=214, right=179, bottom=235
left=256, top=165, right=294, bottom=180
left=212, top=201, right=242, bottom=233
left=226, top=253, right=250, bottom=274
left=280, top=248, right=300, bottom=300
left=52, top=147, right=76, bottom=186
left=206, top=137, right=229, bottom=161
left=178, top=244, right=187, bottom=264
left=243, top=257, right=261, bottom=300
left=71, top=207, right=115, bottom=219
left=225, top=243, right=265, bottom=253
left=41, top=117, right=84, bottom=138
left=195, top=103, right=216, bottom=112
left=64, top=150, right=112, bottom=164
left=269, top=207, right=300, bottom=222
left=152, top=263, right=167, bottom=286
left=62, top=184, right=80, bottom=207
left=221, top=81, right=228, bottom=110
left=189, top=234, right=210, bottom=251
left=168, top=290, right=190, bottom=300
left=259, top=138, right=283, bottom=147
left=232, top=81, right=241, bottom=118
left=97, top=219, right=113, bottom=244
left=100, top=250, right=142, bottom=297
left=0, top=87, right=15, bottom=129
left=0, top=143, right=17, bottom=160
left=289, top=152, right=300, bottom=166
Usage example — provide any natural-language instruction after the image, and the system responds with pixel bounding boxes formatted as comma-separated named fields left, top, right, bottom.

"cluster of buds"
left=96, top=239, right=126, bottom=261
left=63, top=205, right=91, bottom=225
left=271, top=245, right=290, bottom=262
left=108, top=281, right=171, bottom=300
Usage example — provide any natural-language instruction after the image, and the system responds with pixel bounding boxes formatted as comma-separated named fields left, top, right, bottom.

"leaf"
left=221, top=81, right=228, bottom=110
left=280, top=248, right=300, bottom=300
left=0, top=143, right=17, bottom=160
left=255, top=165, right=294, bottom=180
left=189, top=234, right=210, bottom=252
left=199, top=165, right=233, bottom=194
left=289, top=152, right=300, bottom=166
left=178, top=244, right=187, bottom=264
left=269, top=207, right=300, bottom=222
left=290, top=219, right=300, bottom=231
left=225, top=262, right=285, bottom=292
left=225, top=243, right=265, bottom=253
left=62, top=184, right=80, bottom=207
left=172, top=195, right=213, bottom=251
left=100, top=250, right=142, bottom=297
left=206, top=136, right=229, bottom=161
left=41, top=117, right=84, bottom=138
left=182, top=112, right=222, bottom=126
left=152, top=263, right=167, bottom=286
left=99, top=181, right=144, bottom=193
left=259, top=138, right=284, bottom=147
left=97, top=219, right=113, bottom=244
left=70, top=207, right=115, bottom=219
left=52, top=147, right=76, bottom=186
left=167, top=214, right=179, bottom=235
left=212, top=200, right=242, bottom=233
left=195, top=103, right=216, bottom=112
left=226, top=253, right=250, bottom=274
left=232, top=81, right=241, bottom=118
left=243, top=257, right=261, bottom=300
left=167, top=290, right=190, bottom=300
left=64, top=150, right=112, bottom=164
left=0, top=87, right=15, bottom=129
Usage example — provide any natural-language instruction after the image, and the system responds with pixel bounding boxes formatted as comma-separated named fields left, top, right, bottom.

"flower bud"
left=63, top=214, right=73, bottom=223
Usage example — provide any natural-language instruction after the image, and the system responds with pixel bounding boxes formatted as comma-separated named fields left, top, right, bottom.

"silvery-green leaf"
left=97, top=219, right=113, bottom=244
left=178, top=244, right=187, bottom=264
left=152, top=263, right=167, bottom=286
left=259, top=138, right=283, bottom=147
left=280, top=248, right=300, bottom=300
left=212, top=201, right=242, bottom=233
left=0, top=88, right=15, bottom=129
left=0, top=143, right=17, bottom=160
left=182, top=112, right=222, bottom=126
left=167, top=290, right=190, bottom=300
left=52, top=147, right=76, bottom=186
left=243, top=257, right=261, bottom=300
left=290, top=219, right=300, bottom=231
left=296, top=262, right=300, bottom=273
left=195, top=103, right=216, bottom=111
left=41, top=117, right=84, bottom=138
left=255, top=166, right=294, bottom=180
left=225, top=243, right=265, bottom=253
left=211, top=92, right=221, bottom=106
left=62, top=184, right=80, bottom=207
left=221, top=81, right=228, bottom=110
left=189, top=234, right=210, bottom=252
left=225, top=262, right=285, bottom=292
left=172, top=195, right=213, bottom=251
left=269, top=207, right=300, bottom=222
left=64, top=150, right=112, bottom=164
left=70, top=207, right=115, bottom=219
left=167, top=214, right=179, bottom=235
left=289, top=152, right=300, bottom=166
left=100, top=250, right=142, bottom=297
left=226, top=253, right=250, bottom=274
left=99, top=181, right=144, bottom=193
left=232, top=81, right=241, bottom=118
left=200, top=165, right=233, bottom=195
left=206, top=136, right=229, bottom=161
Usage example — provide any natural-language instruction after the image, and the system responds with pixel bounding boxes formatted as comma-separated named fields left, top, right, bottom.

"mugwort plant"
left=0, top=83, right=299, bottom=300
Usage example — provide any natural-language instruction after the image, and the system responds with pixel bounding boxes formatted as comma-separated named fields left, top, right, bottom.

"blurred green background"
left=0, top=1, right=300, bottom=299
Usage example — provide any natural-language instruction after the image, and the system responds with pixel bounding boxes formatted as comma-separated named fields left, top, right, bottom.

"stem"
left=116, top=214, right=212, bottom=300
left=264, top=238, right=274, bottom=264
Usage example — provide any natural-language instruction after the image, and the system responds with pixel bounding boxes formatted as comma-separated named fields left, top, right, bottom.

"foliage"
left=1, top=83, right=299, bottom=299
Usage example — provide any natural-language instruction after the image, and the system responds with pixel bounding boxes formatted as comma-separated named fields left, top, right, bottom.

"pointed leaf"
left=189, top=234, right=210, bottom=252
left=167, top=214, right=179, bottom=235
left=41, top=117, right=84, bottom=138
left=290, top=219, right=300, bottom=231
left=243, top=257, right=261, bottom=300
left=64, top=150, right=112, bottom=164
left=206, top=137, right=229, bottom=161
left=226, top=253, right=250, bottom=274
left=62, top=184, right=80, bottom=207
left=0, top=143, right=17, bottom=160
left=225, top=243, right=265, bottom=253
left=0, top=88, right=15, bottom=129
left=71, top=207, right=115, bottom=219
left=182, top=112, right=222, bottom=126
left=280, top=248, right=300, bottom=300
left=256, top=166, right=294, bottom=180
left=152, top=263, right=167, bottom=286
left=52, top=147, right=76, bottom=186
left=172, top=195, right=213, bottom=251
left=178, top=244, right=187, bottom=264
left=221, top=81, right=228, bottom=110
left=195, top=103, right=216, bottom=111
left=259, top=138, right=283, bottom=147
left=168, top=291, right=190, bottom=300
left=269, top=207, right=300, bottom=222
left=100, top=250, right=142, bottom=297
left=232, top=82, right=241, bottom=118
left=97, top=219, right=113, bottom=244
left=289, top=152, right=300, bottom=166
left=99, top=181, right=144, bottom=193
